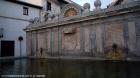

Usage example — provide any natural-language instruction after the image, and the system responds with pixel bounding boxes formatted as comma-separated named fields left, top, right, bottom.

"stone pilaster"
left=46, top=29, right=51, bottom=55
left=58, top=27, right=62, bottom=56
left=128, top=21, right=136, bottom=52
left=96, top=25, right=103, bottom=53
left=31, top=31, right=37, bottom=56
left=26, top=32, right=32, bottom=56
left=80, top=27, right=85, bottom=53
left=90, top=26, right=96, bottom=56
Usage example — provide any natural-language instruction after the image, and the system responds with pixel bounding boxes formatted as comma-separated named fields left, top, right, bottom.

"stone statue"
left=83, top=3, right=90, bottom=13
left=47, top=11, right=55, bottom=21
left=29, top=17, right=41, bottom=24
left=41, top=11, right=59, bottom=22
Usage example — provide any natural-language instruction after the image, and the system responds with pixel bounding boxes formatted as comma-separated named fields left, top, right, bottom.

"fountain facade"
left=25, top=0, right=140, bottom=60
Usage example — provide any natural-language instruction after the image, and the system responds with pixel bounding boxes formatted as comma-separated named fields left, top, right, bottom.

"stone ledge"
left=0, top=56, right=28, bottom=60
left=28, top=56, right=140, bottom=61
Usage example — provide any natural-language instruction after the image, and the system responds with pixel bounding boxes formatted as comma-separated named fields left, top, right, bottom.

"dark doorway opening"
left=1, top=41, right=14, bottom=57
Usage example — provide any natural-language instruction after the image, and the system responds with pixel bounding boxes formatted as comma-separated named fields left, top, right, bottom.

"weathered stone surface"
left=52, top=28, right=59, bottom=53
left=128, top=22, right=136, bottom=53
left=46, top=29, right=51, bottom=53
left=25, top=1, right=140, bottom=59
left=135, top=19, right=140, bottom=56
left=105, top=23, right=124, bottom=50
left=31, top=31, right=37, bottom=56
left=96, top=25, right=103, bottom=53
left=62, top=27, right=80, bottom=52
left=26, top=32, right=31, bottom=56
left=84, top=27, right=90, bottom=52
left=37, top=30, right=46, bottom=57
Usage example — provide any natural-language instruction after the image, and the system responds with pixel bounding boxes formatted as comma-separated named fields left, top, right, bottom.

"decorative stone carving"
left=47, top=11, right=55, bottom=21
left=83, top=3, right=90, bottom=13
left=25, top=0, right=140, bottom=59
left=54, top=13, right=60, bottom=20
left=29, top=17, right=41, bottom=24
left=61, top=3, right=82, bottom=18
left=41, top=11, right=60, bottom=22
left=64, top=8, right=78, bottom=17
left=94, top=0, right=102, bottom=10
left=41, top=11, right=49, bottom=22
left=63, top=28, right=78, bottom=51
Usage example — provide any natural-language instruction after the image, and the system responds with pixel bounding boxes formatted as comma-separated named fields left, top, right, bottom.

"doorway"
left=1, top=41, right=14, bottom=57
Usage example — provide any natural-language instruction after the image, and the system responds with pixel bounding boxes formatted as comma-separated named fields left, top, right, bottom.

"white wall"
left=50, top=1, right=61, bottom=14
left=0, top=0, right=41, bottom=20
left=19, top=0, right=42, bottom=6
left=42, top=0, right=61, bottom=14
left=0, top=0, right=41, bottom=57
left=0, top=18, right=28, bottom=56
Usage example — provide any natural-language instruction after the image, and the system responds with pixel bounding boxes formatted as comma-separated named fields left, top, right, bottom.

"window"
left=47, top=1, right=51, bottom=11
left=23, top=7, right=28, bottom=15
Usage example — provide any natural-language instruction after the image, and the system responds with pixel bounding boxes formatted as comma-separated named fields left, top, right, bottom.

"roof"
left=107, top=0, right=124, bottom=7
left=57, top=0, right=68, bottom=4
left=5, top=0, right=42, bottom=9
left=63, top=0, right=73, bottom=3
left=114, top=0, right=124, bottom=6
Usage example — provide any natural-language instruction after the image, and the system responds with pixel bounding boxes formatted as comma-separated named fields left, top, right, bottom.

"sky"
left=21, top=0, right=112, bottom=9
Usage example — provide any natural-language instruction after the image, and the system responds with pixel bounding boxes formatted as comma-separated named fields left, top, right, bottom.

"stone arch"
left=61, top=3, right=82, bottom=18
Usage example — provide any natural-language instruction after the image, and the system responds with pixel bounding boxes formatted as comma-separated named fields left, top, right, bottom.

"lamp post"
left=18, top=36, right=23, bottom=57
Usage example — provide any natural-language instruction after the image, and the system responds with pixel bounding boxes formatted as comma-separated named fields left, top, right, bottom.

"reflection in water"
left=0, top=59, right=140, bottom=78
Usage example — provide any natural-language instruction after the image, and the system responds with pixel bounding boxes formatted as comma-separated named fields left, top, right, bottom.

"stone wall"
left=25, top=1, right=140, bottom=59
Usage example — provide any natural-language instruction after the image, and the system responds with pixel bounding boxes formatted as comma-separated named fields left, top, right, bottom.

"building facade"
left=0, top=0, right=42, bottom=57
left=25, top=0, right=140, bottom=60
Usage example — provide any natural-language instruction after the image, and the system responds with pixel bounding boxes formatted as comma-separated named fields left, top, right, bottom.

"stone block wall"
left=25, top=2, right=140, bottom=59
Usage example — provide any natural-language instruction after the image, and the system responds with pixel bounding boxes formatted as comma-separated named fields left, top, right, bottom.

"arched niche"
left=61, top=3, right=82, bottom=18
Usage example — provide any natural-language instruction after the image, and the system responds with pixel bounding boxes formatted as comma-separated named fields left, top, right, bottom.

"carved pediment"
left=61, top=3, right=82, bottom=18
left=64, top=8, right=78, bottom=17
